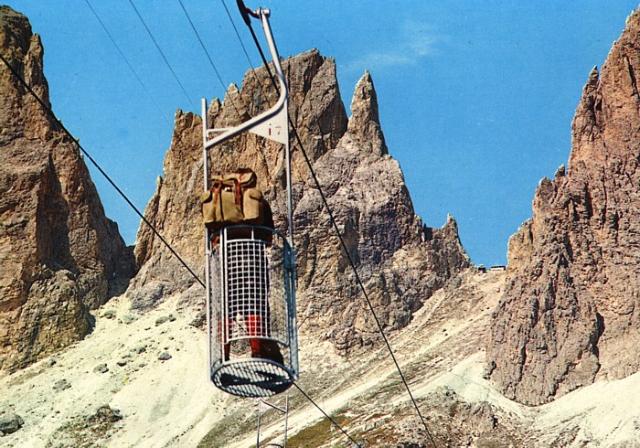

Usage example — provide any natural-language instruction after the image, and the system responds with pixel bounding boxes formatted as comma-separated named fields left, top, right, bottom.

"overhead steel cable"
left=127, top=0, right=195, bottom=109
left=179, top=0, right=277, bottom=196
left=233, top=6, right=439, bottom=447
left=220, top=0, right=261, bottom=84
left=84, top=0, right=172, bottom=129
left=237, top=1, right=275, bottom=83
left=176, top=0, right=243, bottom=119
left=0, top=52, right=205, bottom=290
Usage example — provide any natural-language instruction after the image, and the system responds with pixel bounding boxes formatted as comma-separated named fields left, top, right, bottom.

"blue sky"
left=6, top=1, right=639, bottom=265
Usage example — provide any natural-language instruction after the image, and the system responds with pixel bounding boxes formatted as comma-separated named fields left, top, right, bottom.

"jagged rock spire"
left=347, top=71, right=388, bottom=156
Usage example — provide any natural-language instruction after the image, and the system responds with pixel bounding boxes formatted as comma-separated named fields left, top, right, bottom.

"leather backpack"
left=200, top=168, right=272, bottom=231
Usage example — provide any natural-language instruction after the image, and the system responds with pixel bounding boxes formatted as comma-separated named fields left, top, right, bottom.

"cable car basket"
left=208, top=225, right=298, bottom=398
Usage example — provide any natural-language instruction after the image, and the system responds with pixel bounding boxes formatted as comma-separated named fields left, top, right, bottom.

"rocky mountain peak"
left=488, top=8, right=640, bottom=405
left=346, top=71, right=388, bottom=156
left=0, top=6, right=134, bottom=372
left=0, top=7, right=53, bottom=144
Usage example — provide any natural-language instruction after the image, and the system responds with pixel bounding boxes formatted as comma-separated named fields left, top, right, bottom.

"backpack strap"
left=233, top=178, right=243, bottom=211
left=212, top=180, right=223, bottom=221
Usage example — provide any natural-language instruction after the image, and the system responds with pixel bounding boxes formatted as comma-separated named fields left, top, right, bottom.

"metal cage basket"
left=207, top=225, right=298, bottom=398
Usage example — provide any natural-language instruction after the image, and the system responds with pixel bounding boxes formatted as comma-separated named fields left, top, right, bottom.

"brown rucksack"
left=200, top=168, right=273, bottom=231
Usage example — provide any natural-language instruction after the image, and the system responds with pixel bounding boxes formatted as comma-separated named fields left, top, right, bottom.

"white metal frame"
left=203, top=6, right=297, bottom=398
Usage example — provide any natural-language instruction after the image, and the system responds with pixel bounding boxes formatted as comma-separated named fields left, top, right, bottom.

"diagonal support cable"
left=127, top=0, right=195, bottom=109
left=293, top=382, right=362, bottom=447
left=84, top=0, right=172, bottom=128
left=176, top=0, right=243, bottom=119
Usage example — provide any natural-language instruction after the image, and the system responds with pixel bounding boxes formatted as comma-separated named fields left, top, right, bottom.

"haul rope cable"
left=84, top=0, right=172, bottom=129
left=227, top=1, right=440, bottom=445
left=0, top=52, right=205, bottom=289
left=176, top=0, right=243, bottom=119
left=127, top=0, right=195, bottom=110
left=220, top=0, right=262, bottom=86
left=176, top=0, right=274, bottom=198
left=176, top=0, right=282, bottom=183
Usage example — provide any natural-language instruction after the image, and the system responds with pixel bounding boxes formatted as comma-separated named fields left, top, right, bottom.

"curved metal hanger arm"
left=203, top=8, right=288, bottom=150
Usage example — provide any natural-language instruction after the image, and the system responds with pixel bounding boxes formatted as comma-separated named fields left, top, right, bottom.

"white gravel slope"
left=2, top=271, right=640, bottom=447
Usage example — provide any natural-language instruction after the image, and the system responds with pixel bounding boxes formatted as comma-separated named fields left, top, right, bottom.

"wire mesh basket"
left=208, top=225, right=298, bottom=398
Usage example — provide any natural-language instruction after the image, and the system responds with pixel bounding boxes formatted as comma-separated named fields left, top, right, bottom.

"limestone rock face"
left=133, top=48, right=469, bottom=349
left=295, top=72, right=469, bottom=349
left=488, top=11, right=640, bottom=405
left=0, top=7, right=134, bottom=372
